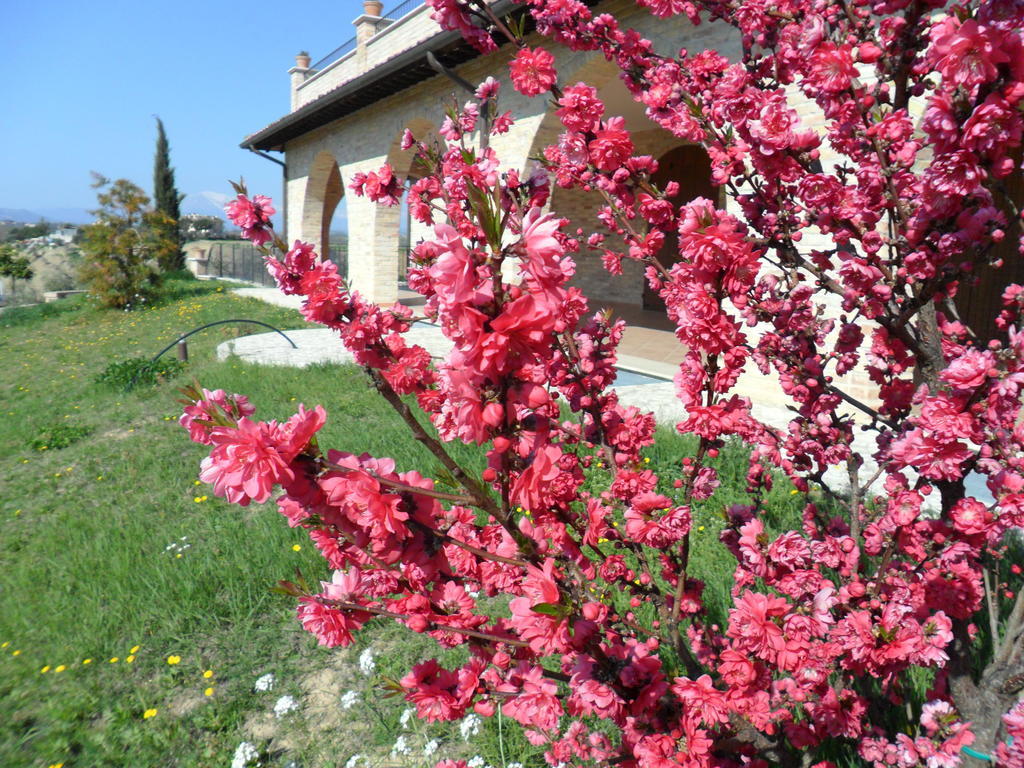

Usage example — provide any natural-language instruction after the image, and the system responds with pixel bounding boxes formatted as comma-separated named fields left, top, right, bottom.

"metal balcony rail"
left=307, top=0, right=425, bottom=72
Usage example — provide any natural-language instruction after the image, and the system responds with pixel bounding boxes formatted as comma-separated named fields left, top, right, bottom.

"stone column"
left=289, top=52, right=312, bottom=111
left=345, top=192, right=400, bottom=304
left=354, top=1, right=384, bottom=45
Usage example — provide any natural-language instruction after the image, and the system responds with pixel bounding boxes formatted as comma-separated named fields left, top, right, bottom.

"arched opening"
left=302, top=150, right=344, bottom=262
left=642, top=144, right=718, bottom=311
left=385, top=119, right=437, bottom=288
left=954, top=156, right=1024, bottom=343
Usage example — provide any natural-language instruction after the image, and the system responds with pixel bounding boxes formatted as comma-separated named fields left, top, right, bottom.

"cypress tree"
left=153, top=117, right=184, bottom=270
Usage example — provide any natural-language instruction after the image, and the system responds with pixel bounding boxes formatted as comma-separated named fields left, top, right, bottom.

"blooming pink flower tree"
left=183, top=1, right=1024, bottom=766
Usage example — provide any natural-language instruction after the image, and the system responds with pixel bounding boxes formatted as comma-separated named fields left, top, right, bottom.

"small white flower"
left=399, top=707, right=415, bottom=728
left=391, top=735, right=412, bottom=757
left=460, top=713, right=482, bottom=741
left=467, top=757, right=485, bottom=768
left=253, top=673, right=275, bottom=692
left=344, top=755, right=364, bottom=768
left=508, top=763, right=524, bottom=768
left=423, top=739, right=439, bottom=758
left=339, top=690, right=360, bottom=710
left=273, top=695, right=299, bottom=718
left=358, top=647, right=376, bottom=675
left=231, top=741, right=262, bottom=768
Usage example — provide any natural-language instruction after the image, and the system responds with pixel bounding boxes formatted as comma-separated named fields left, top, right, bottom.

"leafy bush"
left=78, top=175, right=172, bottom=309
left=96, top=356, right=187, bottom=391
left=30, top=423, right=94, bottom=451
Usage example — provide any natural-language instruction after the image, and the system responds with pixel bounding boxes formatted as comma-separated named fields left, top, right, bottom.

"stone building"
left=241, top=0, right=1022, bottom=405
left=241, top=0, right=743, bottom=313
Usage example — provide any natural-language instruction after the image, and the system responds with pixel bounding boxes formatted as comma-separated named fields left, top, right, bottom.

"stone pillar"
left=346, top=192, right=400, bottom=304
left=289, top=52, right=313, bottom=111
left=354, top=0, right=384, bottom=46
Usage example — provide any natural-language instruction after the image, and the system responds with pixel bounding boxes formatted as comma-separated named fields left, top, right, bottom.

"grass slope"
left=0, top=275, right=807, bottom=768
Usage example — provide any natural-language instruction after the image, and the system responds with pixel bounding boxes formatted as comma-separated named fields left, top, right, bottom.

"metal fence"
left=203, top=242, right=277, bottom=287
left=327, top=242, right=348, bottom=277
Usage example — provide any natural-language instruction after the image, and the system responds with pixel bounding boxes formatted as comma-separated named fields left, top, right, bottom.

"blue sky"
left=0, top=0, right=367, bottom=220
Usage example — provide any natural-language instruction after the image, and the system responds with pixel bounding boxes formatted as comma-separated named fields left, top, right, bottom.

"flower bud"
left=482, top=402, right=504, bottom=427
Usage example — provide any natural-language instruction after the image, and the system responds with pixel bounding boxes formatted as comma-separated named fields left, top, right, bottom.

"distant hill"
left=0, top=208, right=45, bottom=223
left=0, top=207, right=92, bottom=224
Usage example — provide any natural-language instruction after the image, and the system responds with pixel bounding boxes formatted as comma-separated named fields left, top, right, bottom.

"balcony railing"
left=308, top=0, right=425, bottom=73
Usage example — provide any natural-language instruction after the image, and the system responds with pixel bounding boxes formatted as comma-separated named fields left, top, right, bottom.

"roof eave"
left=240, top=2, right=518, bottom=152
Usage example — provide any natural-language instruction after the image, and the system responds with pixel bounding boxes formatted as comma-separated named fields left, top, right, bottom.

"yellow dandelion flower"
left=643, top=457, right=650, bottom=463
left=175, top=553, right=183, bottom=559
left=130, top=645, right=140, bottom=654
left=167, top=655, right=181, bottom=665
left=204, top=687, right=214, bottom=697
left=12, top=650, right=21, bottom=656
left=143, top=708, right=158, bottom=719
left=41, top=665, right=50, bottom=673
left=54, top=665, right=66, bottom=673
left=0, top=642, right=7, bottom=649
left=109, top=657, right=119, bottom=663
left=83, top=658, right=92, bottom=665
left=126, top=655, right=136, bottom=663
left=193, top=480, right=201, bottom=485
left=292, top=544, right=301, bottom=552
left=203, top=669, right=213, bottom=678
left=698, top=526, right=705, bottom=532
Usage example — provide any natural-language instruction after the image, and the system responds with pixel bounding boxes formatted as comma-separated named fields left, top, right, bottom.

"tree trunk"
left=948, top=624, right=1022, bottom=757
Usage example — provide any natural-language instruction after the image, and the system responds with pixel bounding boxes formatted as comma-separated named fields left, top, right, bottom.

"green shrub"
left=78, top=175, right=171, bottom=309
left=95, top=356, right=187, bottom=391
left=30, top=423, right=93, bottom=451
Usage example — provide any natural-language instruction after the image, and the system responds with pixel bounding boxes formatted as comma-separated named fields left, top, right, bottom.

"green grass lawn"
left=0, top=276, right=549, bottom=768
left=0, top=275, right=807, bottom=768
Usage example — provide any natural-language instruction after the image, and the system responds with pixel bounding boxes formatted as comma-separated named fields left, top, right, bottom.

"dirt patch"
left=240, top=643, right=388, bottom=767
left=101, top=428, right=134, bottom=440
left=167, top=688, right=206, bottom=718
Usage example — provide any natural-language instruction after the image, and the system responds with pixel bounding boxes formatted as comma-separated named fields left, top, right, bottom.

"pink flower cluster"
left=225, top=193, right=275, bottom=246
left=182, top=3, right=1024, bottom=765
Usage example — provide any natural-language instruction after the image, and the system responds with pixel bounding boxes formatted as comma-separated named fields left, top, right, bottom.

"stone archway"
left=642, top=144, right=717, bottom=311
left=302, top=150, right=344, bottom=260
left=344, top=120, right=438, bottom=304
left=954, top=155, right=1024, bottom=343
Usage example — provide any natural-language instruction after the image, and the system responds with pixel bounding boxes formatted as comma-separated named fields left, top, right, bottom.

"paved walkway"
left=226, top=286, right=891, bottom=496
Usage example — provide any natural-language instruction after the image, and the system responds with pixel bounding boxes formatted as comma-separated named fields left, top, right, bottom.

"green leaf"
left=530, top=602, right=567, bottom=618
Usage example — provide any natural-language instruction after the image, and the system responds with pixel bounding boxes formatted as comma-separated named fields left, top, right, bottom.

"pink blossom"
left=199, top=418, right=294, bottom=506
left=225, top=194, right=275, bottom=245
left=588, top=117, right=633, bottom=171
left=509, top=47, right=557, bottom=96
left=931, top=18, right=1009, bottom=89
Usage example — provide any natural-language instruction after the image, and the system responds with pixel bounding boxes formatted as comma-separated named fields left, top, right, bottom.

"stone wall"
left=275, top=0, right=883, bottom=411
